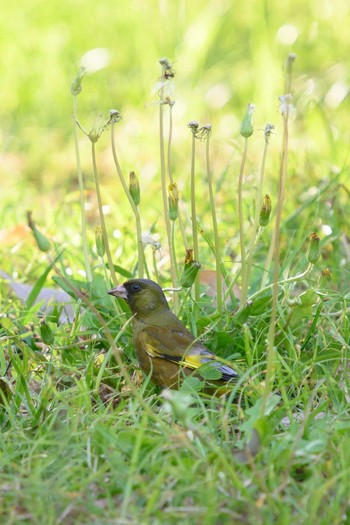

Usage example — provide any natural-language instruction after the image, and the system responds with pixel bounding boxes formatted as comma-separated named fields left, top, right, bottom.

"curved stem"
left=237, top=262, right=314, bottom=315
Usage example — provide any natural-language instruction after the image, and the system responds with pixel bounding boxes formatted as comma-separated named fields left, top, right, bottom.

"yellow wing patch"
left=178, top=354, right=203, bottom=369
left=144, top=342, right=162, bottom=358
left=144, top=340, right=204, bottom=369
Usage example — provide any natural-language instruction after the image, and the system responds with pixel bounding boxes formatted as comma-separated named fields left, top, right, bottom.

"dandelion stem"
left=110, top=121, right=144, bottom=278
left=243, top=132, right=271, bottom=300
left=72, top=96, right=92, bottom=282
left=91, top=142, right=117, bottom=286
left=260, top=54, right=296, bottom=415
left=167, top=103, right=188, bottom=250
left=238, top=138, right=248, bottom=302
left=171, top=221, right=179, bottom=281
left=205, top=129, right=222, bottom=314
left=190, top=128, right=200, bottom=304
left=159, top=72, right=178, bottom=310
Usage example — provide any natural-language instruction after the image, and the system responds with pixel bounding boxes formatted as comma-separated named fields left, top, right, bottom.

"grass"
left=1, top=1, right=350, bottom=523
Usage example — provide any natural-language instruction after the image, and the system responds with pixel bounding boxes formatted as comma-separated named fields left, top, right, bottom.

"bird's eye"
left=131, top=284, right=141, bottom=292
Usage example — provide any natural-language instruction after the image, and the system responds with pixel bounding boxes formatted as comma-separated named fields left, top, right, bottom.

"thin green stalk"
left=91, top=142, right=117, bottom=286
left=100, top=255, right=110, bottom=288
left=205, top=128, right=222, bottom=314
left=190, top=127, right=200, bottom=304
left=72, top=96, right=92, bottom=282
left=198, top=221, right=235, bottom=306
left=110, top=121, right=144, bottom=278
left=261, top=223, right=276, bottom=288
left=159, top=87, right=178, bottom=310
left=171, top=221, right=179, bottom=281
left=243, top=133, right=271, bottom=301
left=142, top=248, right=151, bottom=279
left=260, top=54, right=296, bottom=414
left=262, top=128, right=288, bottom=412
left=167, top=103, right=188, bottom=250
left=238, top=138, right=248, bottom=302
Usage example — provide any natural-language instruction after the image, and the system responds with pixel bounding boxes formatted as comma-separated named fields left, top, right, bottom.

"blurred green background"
left=1, top=0, right=349, bottom=269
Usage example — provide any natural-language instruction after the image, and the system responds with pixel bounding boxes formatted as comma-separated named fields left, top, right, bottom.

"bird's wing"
left=137, top=325, right=237, bottom=381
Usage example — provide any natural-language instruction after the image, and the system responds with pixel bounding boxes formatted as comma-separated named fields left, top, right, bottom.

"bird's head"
left=108, top=278, right=170, bottom=318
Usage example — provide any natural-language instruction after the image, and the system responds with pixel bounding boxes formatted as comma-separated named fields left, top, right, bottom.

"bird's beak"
left=107, top=284, right=128, bottom=300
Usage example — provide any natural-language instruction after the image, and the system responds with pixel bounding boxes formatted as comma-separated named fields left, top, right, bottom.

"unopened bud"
left=129, top=171, right=140, bottom=206
left=27, top=211, right=51, bottom=252
left=95, top=227, right=105, bottom=257
left=307, top=232, right=321, bottom=264
left=71, top=67, right=85, bottom=96
left=39, top=320, right=54, bottom=345
left=240, top=103, right=254, bottom=138
left=179, top=250, right=201, bottom=288
left=259, top=195, right=272, bottom=227
left=168, top=183, right=179, bottom=221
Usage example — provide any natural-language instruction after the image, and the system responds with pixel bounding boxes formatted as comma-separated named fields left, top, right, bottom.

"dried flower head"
left=159, top=57, right=173, bottom=70
left=187, top=120, right=199, bottom=134
left=264, top=123, right=275, bottom=143
left=195, top=123, right=212, bottom=141
left=184, top=248, right=194, bottom=266
left=109, top=109, right=122, bottom=124
left=278, top=94, right=294, bottom=117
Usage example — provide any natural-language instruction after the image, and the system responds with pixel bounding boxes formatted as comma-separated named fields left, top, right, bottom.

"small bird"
left=108, top=278, right=238, bottom=391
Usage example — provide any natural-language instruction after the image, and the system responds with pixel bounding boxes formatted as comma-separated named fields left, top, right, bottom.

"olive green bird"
left=108, top=278, right=238, bottom=390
